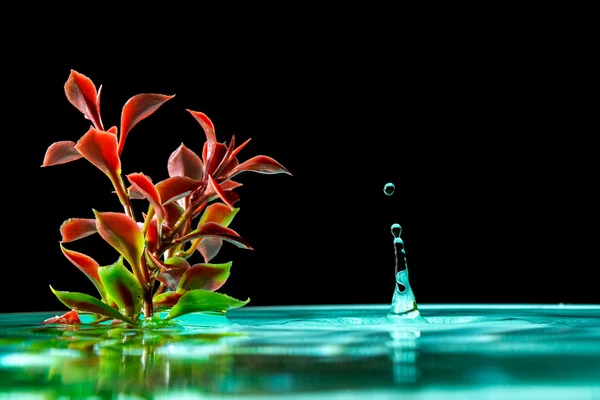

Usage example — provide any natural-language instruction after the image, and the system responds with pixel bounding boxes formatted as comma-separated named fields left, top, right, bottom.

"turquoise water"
left=1, top=304, right=599, bottom=399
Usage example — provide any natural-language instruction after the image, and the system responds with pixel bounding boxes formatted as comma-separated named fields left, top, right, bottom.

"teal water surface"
left=1, top=304, right=599, bottom=399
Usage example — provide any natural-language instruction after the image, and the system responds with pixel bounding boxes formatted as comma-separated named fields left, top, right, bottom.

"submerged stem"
left=143, top=285, right=154, bottom=318
left=141, top=256, right=154, bottom=318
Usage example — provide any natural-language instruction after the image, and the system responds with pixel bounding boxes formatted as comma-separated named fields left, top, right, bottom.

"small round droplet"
left=383, top=182, right=395, bottom=196
left=391, top=223, right=402, bottom=238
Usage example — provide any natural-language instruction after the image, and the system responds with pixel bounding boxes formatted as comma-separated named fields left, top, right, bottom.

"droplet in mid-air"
left=383, top=182, right=395, bottom=196
left=391, top=223, right=402, bottom=238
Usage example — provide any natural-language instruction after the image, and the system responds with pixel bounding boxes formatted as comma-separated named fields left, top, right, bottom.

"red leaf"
left=127, top=173, right=164, bottom=224
left=60, top=245, right=107, bottom=301
left=187, top=110, right=216, bottom=166
left=60, top=218, right=97, bottom=242
left=127, top=175, right=152, bottom=199
left=221, top=180, right=243, bottom=191
left=213, top=135, right=236, bottom=176
left=64, top=70, right=104, bottom=130
left=209, top=191, right=240, bottom=209
left=163, top=202, right=184, bottom=228
left=207, top=142, right=228, bottom=176
left=193, top=203, right=238, bottom=262
left=188, top=180, right=239, bottom=208
left=191, top=201, right=208, bottom=218
left=228, top=137, right=251, bottom=162
left=153, top=292, right=182, bottom=308
left=208, top=176, right=239, bottom=209
left=220, top=158, right=239, bottom=177
left=107, top=126, right=118, bottom=135
left=128, top=185, right=145, bottom=200
left=145, top=219, right=158, bottom=253
left=165, top=257, right=191, bottom=270
left=177, top=262, right=231, bottom=293
left=156, top=257, right=190, bottom=290
left=75, top=127, right=121, bottom=175
left=93, top=211, right=144, bottom=280
left=145, top=249, right=165, bottom=271
left=119, top=93, right=174, bottom=155
left=226, top=155, right=291, bottom=179
left=199, top=203, right=239, bottom=226
left=42, top=141, right=83, bottom=167
left=42, top=310, right=81, bottom=325
left=179, top=221, right=252, bottom=250
left=218, top=137, right=251, bottom=178
left=145, top=249, right=179, bottom=272
left=167, top=143, right=204, bottom=181
left=156, top=176, right=202, bottom=205
left=196, top=238, right=223, bottom=262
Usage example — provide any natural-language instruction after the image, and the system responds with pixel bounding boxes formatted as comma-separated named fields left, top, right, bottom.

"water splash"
left=383, top=182, right=395, bottom=196
left=387, top=223, right=427, bottom=323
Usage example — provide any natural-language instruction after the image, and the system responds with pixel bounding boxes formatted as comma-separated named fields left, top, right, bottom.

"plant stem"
left=141, top=256, right=154, bottom=318
left=110, top=172, right=135, bottom=219
left=162, top=181, right=208, bottom=244
left=142, top=206, right=155, bottom=237
left=153, top=198, right=205, bottom=258
left=109, top=171, right=156, bottom=318
left=175, top=237, right=202, bottom=259
left=143, top=285, right=154, bottom=318
left=164, top=204, right=196, bottom=242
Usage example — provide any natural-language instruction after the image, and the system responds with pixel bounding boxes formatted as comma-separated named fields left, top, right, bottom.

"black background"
left=3, top=18, right=596, bottom=313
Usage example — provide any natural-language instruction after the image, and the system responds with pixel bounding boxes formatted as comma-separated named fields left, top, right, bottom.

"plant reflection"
left=0, top=322, right=246, bottom=398
left=1, top=322, right=424, bottom=396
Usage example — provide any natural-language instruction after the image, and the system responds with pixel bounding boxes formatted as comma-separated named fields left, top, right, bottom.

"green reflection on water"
left=0, top=312, right=246, bottom=398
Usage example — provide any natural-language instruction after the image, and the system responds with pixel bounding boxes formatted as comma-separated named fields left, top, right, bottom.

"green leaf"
left=176, top=262, right=232, bottom=294
left=166, top=289, right=249, bottom=320
left=98, top=258, right=143, bottom=319
left=50, top=286, right=135, bottom=324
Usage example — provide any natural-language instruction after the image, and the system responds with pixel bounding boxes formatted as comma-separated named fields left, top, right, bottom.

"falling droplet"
left=383, top=182, right=395, bottom=196
left=391, top=223, right=402, bottom=238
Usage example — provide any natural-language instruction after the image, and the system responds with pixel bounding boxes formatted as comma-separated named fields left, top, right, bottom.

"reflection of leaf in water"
left=0, top=321, right=248, bottom=397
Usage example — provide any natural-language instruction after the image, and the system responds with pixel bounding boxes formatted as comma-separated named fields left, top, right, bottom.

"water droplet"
left=391, top=223, right=402, bottom=238
left=383, top=182, right=395, bottom=196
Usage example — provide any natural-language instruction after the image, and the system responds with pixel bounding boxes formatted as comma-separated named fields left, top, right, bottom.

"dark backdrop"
left=4, top=26, right=596, bottom=313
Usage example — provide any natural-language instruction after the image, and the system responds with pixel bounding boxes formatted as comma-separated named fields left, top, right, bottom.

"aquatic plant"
left=41, top=70, right=290, bottom=325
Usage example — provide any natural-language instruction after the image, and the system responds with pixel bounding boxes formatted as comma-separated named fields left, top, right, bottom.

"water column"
left=383, top=182, right=427, bottom=322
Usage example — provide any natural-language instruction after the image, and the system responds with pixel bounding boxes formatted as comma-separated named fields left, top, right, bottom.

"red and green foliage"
left=41, top=70, right=290, bottom=325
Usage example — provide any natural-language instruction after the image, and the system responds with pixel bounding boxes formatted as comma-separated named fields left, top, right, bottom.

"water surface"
left=1, top=304, right=599, bottom=399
